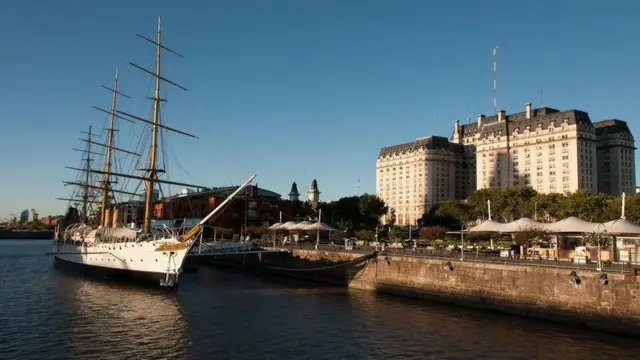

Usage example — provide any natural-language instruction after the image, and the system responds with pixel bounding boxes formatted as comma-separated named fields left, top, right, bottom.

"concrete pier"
left=292, top=249, right=640, bottom=337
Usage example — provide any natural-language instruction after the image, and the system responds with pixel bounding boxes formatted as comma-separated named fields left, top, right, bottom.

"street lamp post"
left=375, top=225, right=379, bottom=251
left=596, top=223, right=607, bottom=272
left=461, top=223, right=465, bottom=261
left=240, top=224, right=247, bottom=243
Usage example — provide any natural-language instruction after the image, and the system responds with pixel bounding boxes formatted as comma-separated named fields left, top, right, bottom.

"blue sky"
left=1, top=1, right=639, bottom=217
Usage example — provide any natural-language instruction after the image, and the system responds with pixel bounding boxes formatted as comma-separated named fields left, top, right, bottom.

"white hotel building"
left=377, top=103, right=636, bottom=226
left=376, top=136, right=474, bottom=226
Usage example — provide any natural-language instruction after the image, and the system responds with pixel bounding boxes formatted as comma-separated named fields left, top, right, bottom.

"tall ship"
left=53, top=18, right=255, bottom=289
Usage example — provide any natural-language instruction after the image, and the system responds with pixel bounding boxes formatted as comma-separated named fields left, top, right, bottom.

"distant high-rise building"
left=594, top=120, right=636, bottom=196
left=451, top=103, right=635, bottom=195
left=377, top=102, right=636, bottom=226
left=19, top=209, right=29, bottom=223
left=450, top=103, right=625, bottom=194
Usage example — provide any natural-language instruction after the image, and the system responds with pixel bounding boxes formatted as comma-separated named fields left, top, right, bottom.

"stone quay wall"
left=292, top=249, right=640, bottom=336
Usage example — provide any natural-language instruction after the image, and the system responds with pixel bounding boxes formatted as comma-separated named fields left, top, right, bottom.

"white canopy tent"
left=602, top=218, right=640, bottom=235
left=543, top=216, right=601, bottom=233
left=502, top=217, right=546, bottom=233
left=279, top=221, right=299, bottom=230
left=292, top=221, right=314, bottom=230
left=468, top=220, right=509, bottom=233
left=305, top=222, right=336, bottom=231
left=268, top=220, right=338, bottom=232
left=268, top=222, right=283, bottom=230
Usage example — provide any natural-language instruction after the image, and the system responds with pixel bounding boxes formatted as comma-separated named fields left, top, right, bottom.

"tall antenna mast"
left=82, top=125, right=93, bottom=223
left=99, top=68, right=132, bottom=227
left=493, top=46, right=498, bottom=114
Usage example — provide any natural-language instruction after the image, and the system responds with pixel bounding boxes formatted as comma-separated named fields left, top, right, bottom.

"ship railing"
left=148, top=224, right=199, bottom=242
left=60, top=223, right=93, bottom=244
left=92, top=227, right=138, bottom=244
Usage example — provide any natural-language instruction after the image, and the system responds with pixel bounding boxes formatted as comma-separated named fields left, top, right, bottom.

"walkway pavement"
left=272, top=243, right=634, bottom=274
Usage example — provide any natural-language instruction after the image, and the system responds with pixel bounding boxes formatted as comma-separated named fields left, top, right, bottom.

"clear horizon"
left=1, top=1, right=639, bottom=218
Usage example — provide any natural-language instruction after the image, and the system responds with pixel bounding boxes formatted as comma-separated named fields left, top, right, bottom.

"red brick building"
left=152, top=185, right=292, bottom=231
left=40, top=217, right=59, bottom=226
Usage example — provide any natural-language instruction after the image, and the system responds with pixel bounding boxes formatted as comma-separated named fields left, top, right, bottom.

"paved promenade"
left=268, top=243, right=634, bottom=274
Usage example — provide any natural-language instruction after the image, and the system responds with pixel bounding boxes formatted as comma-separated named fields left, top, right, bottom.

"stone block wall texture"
left=292, top=249, right=640, bottom=336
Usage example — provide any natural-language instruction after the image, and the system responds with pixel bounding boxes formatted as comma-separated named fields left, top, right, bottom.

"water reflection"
left=53, top=276, right=189, bottom=360
left=1, top=241, right=639, bottom=360
left=346, top=289, right=638, bottom=360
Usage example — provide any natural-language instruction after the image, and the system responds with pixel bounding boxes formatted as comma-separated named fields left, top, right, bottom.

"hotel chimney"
left=525, top=102, right=532, bottom=119
left=497, top=109, right=505, bottom=122
left=477, top=113, right=484, bottom=126
left=454, top=119, right=460, bottom=134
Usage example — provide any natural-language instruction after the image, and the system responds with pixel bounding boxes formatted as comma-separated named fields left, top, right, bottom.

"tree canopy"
left=318, top=193, right=388, bottom=231
left=431, top=187, right=631, bottom=228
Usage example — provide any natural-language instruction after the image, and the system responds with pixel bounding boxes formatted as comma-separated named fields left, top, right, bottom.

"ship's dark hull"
left=0, top=229, right=54, bottom=240
left=187, top=250, right=373, bottom=286
left=54, top=255, right=179, bottom=290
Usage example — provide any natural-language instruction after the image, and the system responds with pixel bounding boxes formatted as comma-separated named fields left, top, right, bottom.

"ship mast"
left=99, top=69, right=132, bottom=227
left=122, top=17, right=192, bottom=235
left=82, top=125, right=93, bottom=223
left=143, top=18, right=163, bottom=235
left=73, top=18, right=202, bottom=235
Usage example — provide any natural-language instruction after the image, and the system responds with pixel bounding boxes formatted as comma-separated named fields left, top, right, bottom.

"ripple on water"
left=0, top=241, right=639, bottom=360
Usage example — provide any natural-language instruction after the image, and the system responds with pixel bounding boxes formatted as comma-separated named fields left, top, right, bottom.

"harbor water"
left=1, top=240, right=638, bottom=360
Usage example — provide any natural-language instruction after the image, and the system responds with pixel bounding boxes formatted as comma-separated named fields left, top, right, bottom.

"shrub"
left=419, top=226, right=446, bottom=241
left=389, top=229, right=404, bottom=241
left=355, top=230, right=375, bottom=240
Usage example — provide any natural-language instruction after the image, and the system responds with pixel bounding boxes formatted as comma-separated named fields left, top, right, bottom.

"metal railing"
left=271, top=243, right=634, bottom=273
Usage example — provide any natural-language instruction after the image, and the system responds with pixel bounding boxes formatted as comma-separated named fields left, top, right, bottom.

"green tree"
left=530, top=193, right=566, bottom=221
left=512, top=225, right=552, bottom=247
left=582, top=231, right=612, bottom=249
left=491, top=187, right=538, bottom=222
left=387, top=208, right=397, bottom=226
left=358, top=193, right=388, bottom=221
left=624, top=195, right=640, bottom=222
left=325, top=194, right=388, bottom=231
left=291, top=200, right=315, bottom=218
left=434, top=200, right=474, bottom=224
left=466, top=188, right=499, bottom=220
left=333, top=196, right=361, bottom=228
